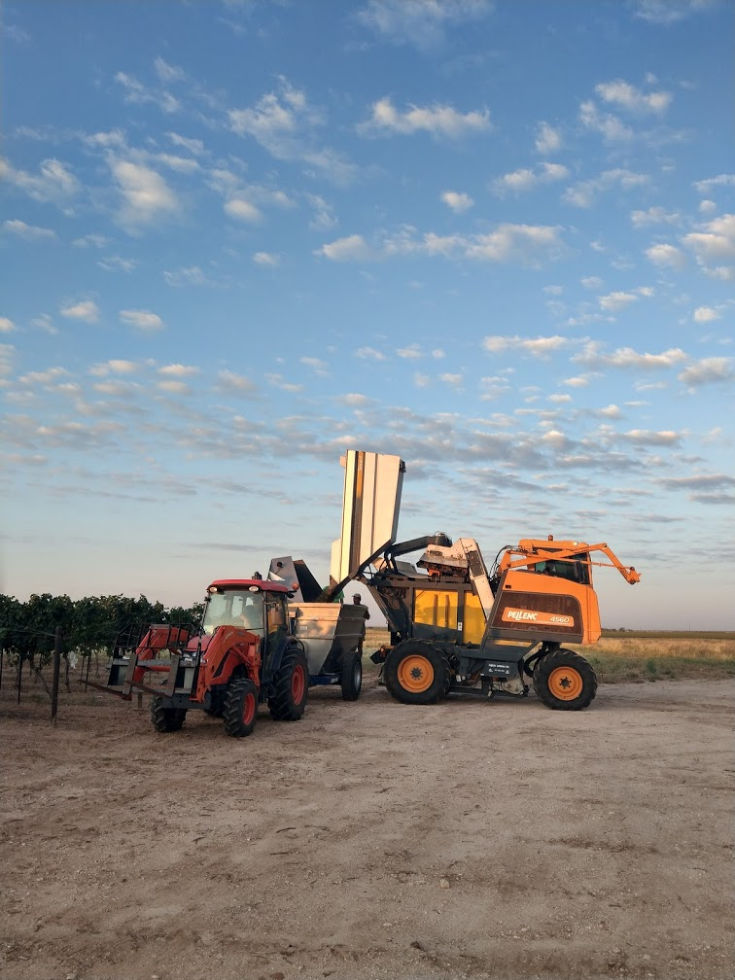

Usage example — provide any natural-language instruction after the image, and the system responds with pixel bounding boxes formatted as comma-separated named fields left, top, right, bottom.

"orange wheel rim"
left=242, top=692, right=256, bottom=725
left=548, top=666, right=583, bottom=700
left=397, top=655, right=434, bottom=694
left=291, top=665, right=305, bottom=702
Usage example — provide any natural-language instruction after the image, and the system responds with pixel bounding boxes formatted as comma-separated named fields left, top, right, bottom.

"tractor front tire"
left=533, top=648, right=597, bottom=710
left=340, top=651, right=362, bottom=701
left=223, top=675, right=258, bottom=738
left=151, top=697, right=187, bottom=733
left=384, top=640, right=450, bottom=705
left=269, top=648, right=308, bottom=721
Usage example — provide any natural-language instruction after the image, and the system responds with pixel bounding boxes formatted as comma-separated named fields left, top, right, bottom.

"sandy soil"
left=1, top=671, right=733, bottom=980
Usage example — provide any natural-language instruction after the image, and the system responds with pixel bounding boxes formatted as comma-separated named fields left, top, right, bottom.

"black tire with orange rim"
left=532, top=648, right=597, bottom=710
left=268, top=647, right=308, bottom=721
left=384, top=640, right=450, bottom=705
left=223, top=675, right=259, bottom=737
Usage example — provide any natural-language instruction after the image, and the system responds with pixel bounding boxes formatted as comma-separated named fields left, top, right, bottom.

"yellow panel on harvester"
left=462, top=593, right=485, bottom=645
left=414, top=590, right=458, bottom=630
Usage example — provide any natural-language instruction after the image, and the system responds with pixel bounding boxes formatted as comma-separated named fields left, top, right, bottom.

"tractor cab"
left=202, top=579, right=290, bottom=638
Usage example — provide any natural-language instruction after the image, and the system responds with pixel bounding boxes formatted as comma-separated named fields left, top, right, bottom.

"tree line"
left=0, top=592, right=204, bottom=668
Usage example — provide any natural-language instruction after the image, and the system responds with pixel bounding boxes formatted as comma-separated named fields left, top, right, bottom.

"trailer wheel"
left=384, top=640, right=449, bottom=705
left=533, top=648, right=597, bottom=710
left=340, top=651, right=362, bottom=701
left=223, top=676, right=258, bottom=737
left=269, top=648, right=308, bottom=721
left=150, top=697, right=187, bottom=733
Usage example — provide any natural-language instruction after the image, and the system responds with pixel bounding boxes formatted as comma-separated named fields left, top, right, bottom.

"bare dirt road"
left=2, top=673, right=733, bottom=980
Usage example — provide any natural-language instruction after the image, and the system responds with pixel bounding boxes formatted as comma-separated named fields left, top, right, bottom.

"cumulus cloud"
left=217, top=370, right=257, bottom=394
left=579, top=100, right=633, bottom=142
left=678, top=357, right=734, bottom=386
left=300, top=356, right=329, bottom=376
left=356, top=0, right=492, bottom=50
left=360, top=97, right=490, bottom=138
left=356, top=346, right=387, bottom=361
left=224, top=198, right=262, bottom=222
left=598, top=291, right=641, bottom=312
left=158, top=363, right=199, bottom=377
left=574, top=342, right=687, bottom=370
left=253, top=251, right=280, bottom=266
left=631, top=206, right=680, bottom=227
left=683, top=213, right=735, bottom=280
left=2, top=219, right=57, bottom=240
left=633, top=0, right=716, bottom=24
left=119, top=309, right=164, bottom=331
left=316, top=234, right=374, bottom=262
left=114, top=71, right=180, bottom=113
left=0, top=156, right=78, bottom=205
left=441, top=190, right=473, bottom=213
left=60, top=300, right=100, bottom=323
left=535, top=121, right=562, bottom=154
left=595, top=79, right=672, bottom=114
left=483, top=335, right=570, bottom=357
left=0, top=317, right=16, bottom=333
left=621, top=429, right=681, bottom=445
left=693, top=306, right=720, bottom=323
left=493, top=162, right=569, bottom=195
left=646, top=243, right=685, bottom=268
left=111, top=159, right=179, bottom=226
left=563, top=168, right=648, bottom=207
left=694, top=173, right=735, bottom=195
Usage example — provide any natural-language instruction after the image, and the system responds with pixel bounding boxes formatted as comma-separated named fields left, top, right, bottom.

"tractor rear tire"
left=384, top=640, right=450, bottom=705
left=223, top=676, right=258, bottom=738
left=151, top=697, right=186, bottom=733
left=533, top=648, right=597, bottom=710
left=269, top=647, right=308, bottom=721
left=340, top=651, right=362, bottom=701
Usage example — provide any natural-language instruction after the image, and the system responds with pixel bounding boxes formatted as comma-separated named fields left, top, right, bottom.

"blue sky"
left=1, top=0, right=733, bottom=629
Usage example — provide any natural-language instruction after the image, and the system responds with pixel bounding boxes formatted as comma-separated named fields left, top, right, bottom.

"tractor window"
left=534, top=553, right=590, bottom=585
left=202, top=591, right=265, bottom=635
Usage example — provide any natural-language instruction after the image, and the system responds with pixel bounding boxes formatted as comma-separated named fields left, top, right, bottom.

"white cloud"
left=163, top=265, right=215, bottom=287
left=0, top=317, right=16, bottom=333
left=361, top=97, right=490, bottom=138
left=316, top=234, right=374, bottom=262
left=595, top=79, right=672, bottom=114
left=2, top=219, right=57, bottom=240
left=483, top=335, right=570, bottom=357
left=535, top=121, right=562, bottom=154
left=356, top=0, right=492, bottom=49
left=574, top=342, right=687, bottom=370
left=622, top=429, right=681, bottom=446
left=111, top=159, right=179, bottom=226
left=683, top=213, right=735, bottom=280
left=678, top=357, right=734, bottom=386
left=89, top=359, right=137, bottom=376
left=340, top=393, right=371, bottom=406
left=579, top=100, right=633, bottom=142
left=581, top=276, right=603, bottom=289
left=300, top=356, right=329, bottom=376
left=98, top=255, right=137, bottom=273
left=396, top=344, right=423, bottom=359
left=154, top=56, right=185, bottom=83
left=224, top=198, right=262, bottom=222
left=597, top=404, right=622, bottom=418
left=440, top=372, right=463, bottom=386
left=693, top=306, right=721, bottom=323
left=493, top=162, right=569, bottom=195
left=158, top=379, right=190, bottom=394
left=645, top=243, right=685, bottom=268
left=158, top=363, right=199, bottom=377
left=167, top=132, right=205, bottom=156
left=633, top=0, right=716, bottom=25
left=441, top=190, right=474, bottom=213
left=114, top=71, right=180, bottom=113
left=631, top=206, right=679, bottom=227
left=694, top=174, right=735, bottom=195
left=0, top=156, right=79, bottom=204
left=599, top=291, right=639, bottom=312
left=60, top=300, right=100, bottom=323
left=253, top=251, right=280, bottom=266
left=563, top=168, right=648, bottom=207
left=356, top=346, right=386, bottom=361
left=563, top=375, right=591, bottom=388
left=119, top=309, right=164, bottom=331
left=217, top=370, right=257, bottom=394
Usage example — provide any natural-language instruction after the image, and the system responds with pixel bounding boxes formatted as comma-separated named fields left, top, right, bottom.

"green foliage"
left=0, top=592, right=203, bottom=664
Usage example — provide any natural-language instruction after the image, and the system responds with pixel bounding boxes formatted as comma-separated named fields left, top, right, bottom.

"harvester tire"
left=533, top=648, right=597, bottom=711
left=384, top=640, right=449, bottom=705
left=150, top=697, right=187, bottom=733
left=223, top=675, right=258, bottom=738
left=269, top=647, right=308, bottom=721
left=340, top=651, right=362, bottom=701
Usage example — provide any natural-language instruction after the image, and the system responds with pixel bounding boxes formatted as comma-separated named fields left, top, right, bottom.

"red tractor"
left=105, top=579, right=308, bottom=737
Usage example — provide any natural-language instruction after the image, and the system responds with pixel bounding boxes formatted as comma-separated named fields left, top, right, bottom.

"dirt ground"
left=1, top=671, right=733, bottom=980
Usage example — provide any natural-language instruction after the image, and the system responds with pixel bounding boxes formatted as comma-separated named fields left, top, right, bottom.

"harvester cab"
left=330, top=450, right=640, bottom=711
